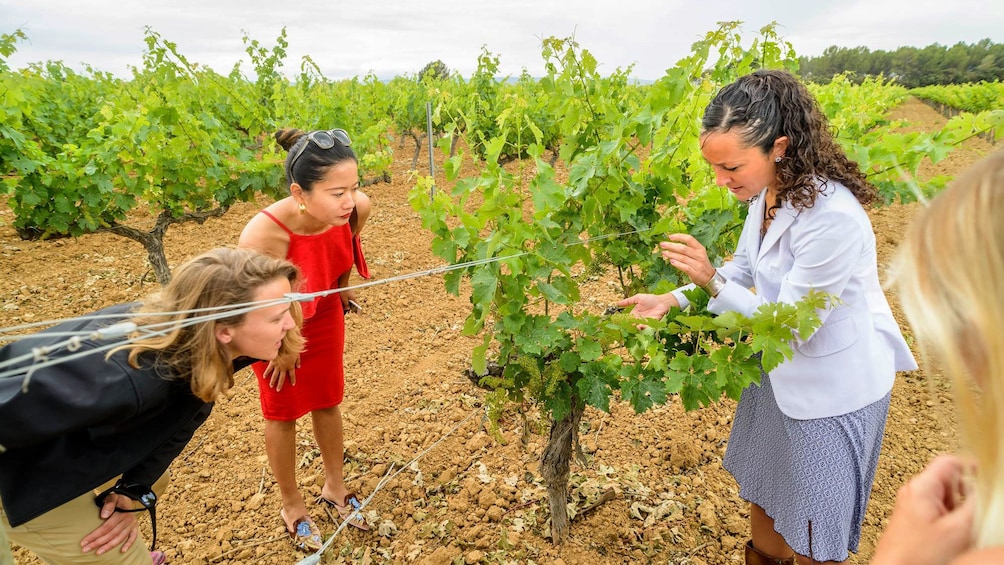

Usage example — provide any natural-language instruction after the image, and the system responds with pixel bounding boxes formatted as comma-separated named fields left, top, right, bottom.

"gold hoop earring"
left=298, top=202, right=306, bottom=215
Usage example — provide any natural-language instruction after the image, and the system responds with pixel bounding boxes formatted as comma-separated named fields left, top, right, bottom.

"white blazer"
left=672, top=180, right=917, bottom=419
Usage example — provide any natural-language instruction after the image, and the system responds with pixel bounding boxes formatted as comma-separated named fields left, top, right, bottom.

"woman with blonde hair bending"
left=873, top=149, right=1004, bottom=564
left=0, top=248, right=303, bottom=565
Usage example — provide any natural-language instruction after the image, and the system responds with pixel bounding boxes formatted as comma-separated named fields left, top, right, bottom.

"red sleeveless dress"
left=252, top=210, right=370, bottom=421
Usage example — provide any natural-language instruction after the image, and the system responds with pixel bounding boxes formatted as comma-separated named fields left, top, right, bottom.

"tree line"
left=798, top=39, right=1004, bottom=87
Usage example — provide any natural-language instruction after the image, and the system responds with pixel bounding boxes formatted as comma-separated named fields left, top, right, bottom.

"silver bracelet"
left=701, top=270, right=726, bottom=298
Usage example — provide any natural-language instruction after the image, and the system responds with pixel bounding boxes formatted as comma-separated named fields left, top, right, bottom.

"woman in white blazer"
left=619, top=69, right=916, bottom=565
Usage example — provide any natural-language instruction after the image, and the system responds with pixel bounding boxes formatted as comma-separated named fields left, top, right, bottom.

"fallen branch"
left=572, top=487, right=617, bottom=521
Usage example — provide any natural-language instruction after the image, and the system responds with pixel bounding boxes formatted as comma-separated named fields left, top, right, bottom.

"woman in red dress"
left=239, top=127, right=371, bottom=551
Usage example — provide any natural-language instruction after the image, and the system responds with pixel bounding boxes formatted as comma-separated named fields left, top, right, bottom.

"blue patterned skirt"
left=722, top=374, right=891, bottom=562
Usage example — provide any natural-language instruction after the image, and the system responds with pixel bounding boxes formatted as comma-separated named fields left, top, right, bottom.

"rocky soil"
left=2, top=97, right=997, bottom=564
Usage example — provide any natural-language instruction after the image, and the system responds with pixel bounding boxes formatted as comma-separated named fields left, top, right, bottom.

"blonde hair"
left=117, top=248, right=304, bottom=402
left=893, top=148, right=1004, bottom=547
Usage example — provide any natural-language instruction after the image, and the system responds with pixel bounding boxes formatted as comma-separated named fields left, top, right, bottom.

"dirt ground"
left=1, top=97, right=998, bottom=564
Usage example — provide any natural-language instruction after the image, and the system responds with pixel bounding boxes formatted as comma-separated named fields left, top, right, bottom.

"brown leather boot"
left=745, top=540, right=797, bottom=565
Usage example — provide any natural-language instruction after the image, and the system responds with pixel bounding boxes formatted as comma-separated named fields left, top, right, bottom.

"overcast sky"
left=2, top=0, right=1002, bottom=81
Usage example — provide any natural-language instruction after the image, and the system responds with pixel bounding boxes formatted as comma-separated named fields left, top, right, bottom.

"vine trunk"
left=539, top=392, right=584, bottom=544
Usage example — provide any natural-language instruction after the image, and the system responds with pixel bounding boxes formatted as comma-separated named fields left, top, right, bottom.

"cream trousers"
left=1, top=473, right=168, bottom=565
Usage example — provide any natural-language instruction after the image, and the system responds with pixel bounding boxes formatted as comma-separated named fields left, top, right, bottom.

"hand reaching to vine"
left=659, top=233, right=716, bottom=287
left=617, top=292, right=679, bottom=319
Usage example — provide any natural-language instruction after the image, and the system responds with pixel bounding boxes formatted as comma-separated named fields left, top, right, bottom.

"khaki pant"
left=1, top=520, right=13, bottom=565
left=1, top=474, right=168, bottom=565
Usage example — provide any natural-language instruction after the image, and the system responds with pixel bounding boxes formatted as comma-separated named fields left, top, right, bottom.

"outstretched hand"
left=660, top=233, right=715, bottom=287
left=80, top=493, right=140, bottom=556
left=872, top=454, right=975, bottom=565
left=617, top=293, right=679, bottom=320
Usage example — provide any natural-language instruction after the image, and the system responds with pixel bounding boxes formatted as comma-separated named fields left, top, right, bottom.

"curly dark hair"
left=701, top=69, right=877, bottom=213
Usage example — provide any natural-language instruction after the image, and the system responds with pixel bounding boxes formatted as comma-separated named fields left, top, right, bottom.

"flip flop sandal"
left=280, top=509, right=323, bottom=552
left=318, top=493, right=370, bottom=531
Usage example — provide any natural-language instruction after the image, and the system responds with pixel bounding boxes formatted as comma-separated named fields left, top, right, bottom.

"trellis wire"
left=0, top=226, right=653, bottom=381
left=296, top=408, right=482, bottom=565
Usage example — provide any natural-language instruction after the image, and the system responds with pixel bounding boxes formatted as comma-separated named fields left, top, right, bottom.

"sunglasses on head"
left=288, top=128, right=352, bottom=182
left=95, top=481, right=158, bottom=551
